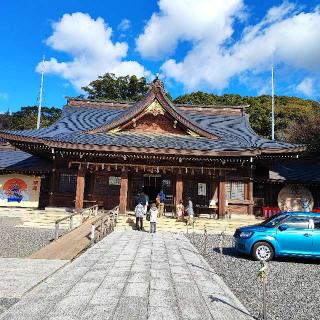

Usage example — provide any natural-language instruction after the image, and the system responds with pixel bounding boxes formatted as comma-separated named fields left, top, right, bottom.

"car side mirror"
left=279, top=224, right=288, bottom=231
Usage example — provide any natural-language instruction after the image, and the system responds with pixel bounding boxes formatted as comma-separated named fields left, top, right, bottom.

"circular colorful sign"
left=278, top=185, right=313, bottom=212
left=3, top=178, right=28, bottom=203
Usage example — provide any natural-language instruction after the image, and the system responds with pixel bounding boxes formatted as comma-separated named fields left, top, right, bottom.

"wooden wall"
left=44, top=160, right=254, bottom=214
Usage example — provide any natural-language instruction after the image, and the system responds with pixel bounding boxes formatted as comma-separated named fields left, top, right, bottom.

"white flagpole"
left=271, top=63, right=275, bottom=140
left=37, top=56, right=45, bottom=129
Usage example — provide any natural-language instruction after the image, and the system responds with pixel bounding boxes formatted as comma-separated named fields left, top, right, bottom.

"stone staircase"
left=115, top=213, right=259, bottom=235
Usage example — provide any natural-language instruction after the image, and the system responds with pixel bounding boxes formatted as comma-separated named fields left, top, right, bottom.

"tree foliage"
left=82, top=73, right=149, bottom=101
left=3, top=106, right=61, bottom=130
left=174, top=92, right=319, bottom=139
left=284, top=113, right=320, bottom=152
left=0, top=112, right=12, bottom=130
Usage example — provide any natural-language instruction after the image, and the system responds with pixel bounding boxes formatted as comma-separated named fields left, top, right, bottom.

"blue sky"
left=0, top=0, right=319, bottom=112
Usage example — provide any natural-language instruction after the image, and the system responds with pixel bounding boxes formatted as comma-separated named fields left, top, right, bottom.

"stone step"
left=44, top=207, right=74, bottom=214
left=115, top=215, right=258, bottom=234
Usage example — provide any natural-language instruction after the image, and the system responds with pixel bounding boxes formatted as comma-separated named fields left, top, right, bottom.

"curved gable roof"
left=0, top=78, right=305, bottom=156
left=85, top=78, right=218, bottom=139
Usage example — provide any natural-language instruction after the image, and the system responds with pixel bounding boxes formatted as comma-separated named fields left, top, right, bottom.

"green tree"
left=174, top=92, right=319, bottom=139
left=0, top=111, right=12, bottom=130
left=10, top=106, right=61, bottom=130
left=82, top=73, right=149, bottom=101
left=284, top=113, right=320, bottom=152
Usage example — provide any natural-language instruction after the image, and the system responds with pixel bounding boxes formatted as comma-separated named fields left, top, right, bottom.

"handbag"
left=146, top=213, right=150, bottom=221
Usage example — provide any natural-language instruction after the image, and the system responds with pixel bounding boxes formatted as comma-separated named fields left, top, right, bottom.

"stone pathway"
left=0, top=231, right=254, bottom=320
left=0, top=258, right=67, bottom=314
left=0, top=208, right=81, bottom=230
left=116, top=214, right=258, bottom=235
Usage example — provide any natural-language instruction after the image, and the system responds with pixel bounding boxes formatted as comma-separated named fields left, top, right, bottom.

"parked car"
left=234, top=212, right=320, bottom=261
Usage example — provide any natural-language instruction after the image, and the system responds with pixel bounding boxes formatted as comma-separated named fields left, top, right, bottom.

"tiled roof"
left=0, top=150, right=51, bottom=172
left=269, top=162, right=320, bottom=183
left=0, top=78, right=302, bottom=155
left=5, top=105, right=123, bottom=138
left=188, top=113, right=297, bottom=150
left=1, top=104, right=299, bottom=153
left=48, top=132, right=250, bottom=151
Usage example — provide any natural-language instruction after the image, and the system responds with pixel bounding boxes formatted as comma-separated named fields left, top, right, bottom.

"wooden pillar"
left=175, top=174, right=183, bottom=205
left=88, top=172, right=95, bottom=201
left=119, top=170, right=128, bottom=215
left=75, top=166, right=86, bottom=213
left=248, top=180, right=254, bottom=215
left=48, top=162, right=56, bottom=207
left=218, top=180, right=226, bottom=218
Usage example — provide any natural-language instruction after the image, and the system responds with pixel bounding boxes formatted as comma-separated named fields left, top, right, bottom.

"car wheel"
left=252, top=242, right=274, bottom=261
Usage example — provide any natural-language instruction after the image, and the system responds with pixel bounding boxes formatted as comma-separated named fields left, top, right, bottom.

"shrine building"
left=0, top=78, right=305, bottom=216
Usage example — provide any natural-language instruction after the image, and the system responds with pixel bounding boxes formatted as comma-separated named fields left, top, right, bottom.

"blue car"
left=234, top=212, right=320, bottom=261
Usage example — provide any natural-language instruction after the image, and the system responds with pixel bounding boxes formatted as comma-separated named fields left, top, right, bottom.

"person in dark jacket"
left=134, top=192, right=141, bottom=206
left=158, top=190, right=166, bottom=217
left=139, top=192, right=147, bottom=206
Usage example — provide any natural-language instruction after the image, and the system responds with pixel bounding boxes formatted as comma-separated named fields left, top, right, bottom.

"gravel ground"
left=0, top=216, right=54, bottom=258
left=0, top=298, right=19, bottom=315
left=187, top=233, right=320, bottom=320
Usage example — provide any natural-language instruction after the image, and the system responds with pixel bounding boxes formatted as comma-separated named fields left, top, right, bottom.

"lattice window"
left=58, top=173, right=77, bottom=193
left=95, top=175, right=108, bottom=195
left=226, top=181, right=245, bottom=200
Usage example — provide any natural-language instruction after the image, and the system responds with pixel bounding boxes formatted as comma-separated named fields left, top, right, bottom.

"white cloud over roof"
left=36, top=12, right=149, bottom=91
left=137, top=0, right=320, bottom=91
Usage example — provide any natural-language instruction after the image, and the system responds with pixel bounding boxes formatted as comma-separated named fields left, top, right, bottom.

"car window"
left=260, top=214, right=288, bottom=228
left=312, top=217, right=320, bottom=230
left=283, top=216, right=310, bottom=229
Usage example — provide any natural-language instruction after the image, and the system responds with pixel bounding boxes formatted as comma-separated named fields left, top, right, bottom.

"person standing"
left=134, top=191, right=141, bottom=206
left=156, top=193, right=161, bottom=217
left=159, top=189, right=166, bottom=217
left=176, top=200, right=184, bottom=221
left=135, top=202, right=144, bottom=231
left=140, top=191, right=148, bottom=215
left=186, top=197, right=194, bottom=226
left=149, top=203, right=158, bottom=233
left=145, top=193, right=149, bottom=213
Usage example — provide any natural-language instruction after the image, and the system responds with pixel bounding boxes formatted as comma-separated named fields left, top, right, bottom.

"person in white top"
left=135, top=203, right=144, bottom=231
left=149, top=203, right=158, bottom=233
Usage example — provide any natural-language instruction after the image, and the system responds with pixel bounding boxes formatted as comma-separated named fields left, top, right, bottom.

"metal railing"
left=80, top=204, right=99, bottom=223
left=54, top=204, right=99, bottom=240
left=54, top=212, right=78, bottom=240
left=90, top=206, right=119, bottom=245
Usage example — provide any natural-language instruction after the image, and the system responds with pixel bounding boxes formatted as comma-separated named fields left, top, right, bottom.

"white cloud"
left=296, top=77, right=315, bottom=96
left=118, top=18, right=131, bottom=31
left=136, top=0, right=244, bottom=60
left=37, top=13, right=149, bottom=91
left=137, top=1, right=320, bottom=91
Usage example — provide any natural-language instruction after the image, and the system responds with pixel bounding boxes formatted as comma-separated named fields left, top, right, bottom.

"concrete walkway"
left=116, top=214, right=258, bottom=235
left=0, top=258, right=67, bottom=314
left=0, top=231, right=253, bottom=320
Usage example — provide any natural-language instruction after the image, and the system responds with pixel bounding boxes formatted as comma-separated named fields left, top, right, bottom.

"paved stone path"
left=0, top=231, right=253, bottom=320
left=0, top=258, right=67, bottom=299
left=0, top=258, right=67, bottom=314
left=116, top=214, right=258, bottom=235
left=0, top=208, right=81, bottom=230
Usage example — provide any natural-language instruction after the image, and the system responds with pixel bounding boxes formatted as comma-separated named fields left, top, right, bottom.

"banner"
left=0, top=174, right=41, bottom=207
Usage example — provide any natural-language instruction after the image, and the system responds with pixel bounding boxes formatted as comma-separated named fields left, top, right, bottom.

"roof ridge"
left=175, top=103, right=249, bottom=109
